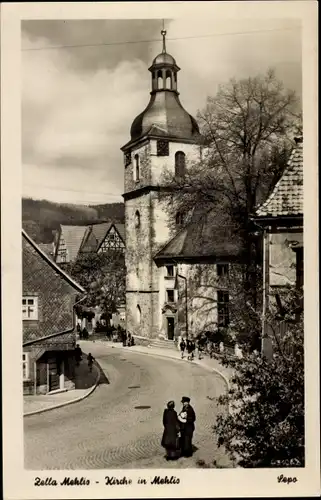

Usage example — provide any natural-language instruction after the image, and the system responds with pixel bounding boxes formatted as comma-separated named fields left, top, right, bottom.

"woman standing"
left=161, top=401, right=179, bottom=460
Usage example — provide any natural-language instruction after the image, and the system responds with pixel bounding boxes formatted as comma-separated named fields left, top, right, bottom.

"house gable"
left=22, top=230, right=84, bottom=345
left=98, top=224, right=125, bottom=253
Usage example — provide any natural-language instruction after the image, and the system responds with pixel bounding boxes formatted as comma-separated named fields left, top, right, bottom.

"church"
left=121, top=31, right=245, bottom=342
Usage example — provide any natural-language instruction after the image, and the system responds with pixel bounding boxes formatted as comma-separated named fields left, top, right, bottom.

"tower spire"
left=161, top=20, right=166, bottom=53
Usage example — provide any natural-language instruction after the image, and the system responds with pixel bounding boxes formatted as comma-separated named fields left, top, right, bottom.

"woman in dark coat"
left=161, top=401, right=179, bottom=460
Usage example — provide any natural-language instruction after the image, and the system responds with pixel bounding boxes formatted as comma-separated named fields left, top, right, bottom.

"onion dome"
left=129, top=29, right=200, bottom=142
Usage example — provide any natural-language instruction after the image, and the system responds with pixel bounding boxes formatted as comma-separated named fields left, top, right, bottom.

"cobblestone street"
left=24, top=342, right=231, bottom=469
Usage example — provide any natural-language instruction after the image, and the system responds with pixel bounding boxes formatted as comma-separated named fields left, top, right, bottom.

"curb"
left=23, top=363, right=100, bottom=417
left=94, top=340, right=231, bottom=392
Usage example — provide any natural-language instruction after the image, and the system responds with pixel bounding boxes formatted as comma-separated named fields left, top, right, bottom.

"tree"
left=64, top=252, right=125, bottom=316
left=160, top=68, right=301, bottom=322
left=161, top=69, right=301, bottom=228
left=213, top=288, right=304, bottom=468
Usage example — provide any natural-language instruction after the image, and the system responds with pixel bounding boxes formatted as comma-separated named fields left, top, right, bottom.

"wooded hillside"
left=22, top=198, right=125, bottom=243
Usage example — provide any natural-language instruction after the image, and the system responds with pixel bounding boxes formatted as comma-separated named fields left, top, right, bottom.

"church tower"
left=121, top=30, right=203, bottom=340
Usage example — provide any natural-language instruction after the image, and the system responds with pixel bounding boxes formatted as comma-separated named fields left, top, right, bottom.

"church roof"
left=124, top=29, right=201, bottom=147
left=154, top=208, right=245, bottom=262
left=255, top=140, right=303, bottom=218
left=130, top=91, right=200, bottom=143
left=152, top=52, right=176, bottom=65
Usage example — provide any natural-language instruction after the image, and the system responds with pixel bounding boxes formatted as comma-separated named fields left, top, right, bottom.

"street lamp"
left=174, top=267, right=189, bottom=340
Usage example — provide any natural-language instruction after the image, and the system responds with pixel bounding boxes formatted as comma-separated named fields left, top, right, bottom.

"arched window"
left=175, top=151, right=186, bottom=178
left=165, top=70, right=172, bottom=90
left=134, top=154, right=140, bottom=181
left=176, top=212, right=184, bottom=226
left=136, top=305, right=141, bottom=325
left=135, top=210, right=141, bottom=229
left=157, top=70, right=163, bottom=90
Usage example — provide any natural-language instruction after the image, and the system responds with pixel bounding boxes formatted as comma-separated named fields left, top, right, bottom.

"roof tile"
left=256, top=142, right=303, bottom=217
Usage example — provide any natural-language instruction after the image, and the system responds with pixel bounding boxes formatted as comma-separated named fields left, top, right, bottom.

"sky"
left=21, top=17, right=302, bottom=205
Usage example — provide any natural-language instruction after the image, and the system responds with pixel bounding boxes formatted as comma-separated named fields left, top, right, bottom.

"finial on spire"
left=161, top=20, right=166, bottom=53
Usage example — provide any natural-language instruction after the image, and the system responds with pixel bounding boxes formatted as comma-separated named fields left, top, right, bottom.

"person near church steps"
left=178, top=396, right=196, bottom=457
left=179, top=338, right=186, bottom=359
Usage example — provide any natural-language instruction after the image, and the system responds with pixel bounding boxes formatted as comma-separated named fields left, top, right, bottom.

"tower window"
left=124, top=152, right=131, bottom=167
left=135, top=210, right=141, bottom=229
left=176, top=212, right=184, bottom=226
left=175, top=151, right=186, bottom=178
left=134, top=154, right=140, bottom=181
left=217, top=264, right=229, bottom=277
left=166, top=289, right=175, bottom=303
left=136, top=305, right=141, bottom=325
left=166, top=265, right=174, bottom=277
left=217, top=291, right=229, bottom=327
left=157, top=69, right=163, bottom=90
left=165, top=70, right=172, bottom=90
left=157, top=140, right=169, bottom=156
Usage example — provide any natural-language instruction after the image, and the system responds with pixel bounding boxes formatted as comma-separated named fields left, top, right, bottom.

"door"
left=48, top=357, right=59, bottom=392
left=167, top=317, right=175, bottom=340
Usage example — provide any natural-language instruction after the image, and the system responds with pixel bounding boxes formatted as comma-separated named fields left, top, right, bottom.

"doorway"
left=166, top=317, right=175, bottom=340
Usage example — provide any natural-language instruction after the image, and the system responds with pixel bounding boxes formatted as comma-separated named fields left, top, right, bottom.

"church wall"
left=124, top=141, right=151, bottom=193
left=149, top=140, right=202, bottom=184
left=125, top=193, right=153, bottom=292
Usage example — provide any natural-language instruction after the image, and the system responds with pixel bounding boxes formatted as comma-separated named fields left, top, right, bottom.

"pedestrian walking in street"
left=75, top=344, right=82, bottom=367
left=122, top=330, right=127, bottom=347
left=178, top=396, right=196, bottom=457
left=180, top=338, right=186, bottom=359
left=127, top=333, right=132, bottom=347
left=87, top=353, right=95, bottom=372
left=197, top=337, right=204, bottom=360
left=186, top=340, right=193, bottom=361
left=161, top=401, right=180, bottom=461
left=82, top=327, right=89, bottom=340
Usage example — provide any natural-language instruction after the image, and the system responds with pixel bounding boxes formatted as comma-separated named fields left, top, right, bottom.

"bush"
left=214, top=319, right=304, bottom=467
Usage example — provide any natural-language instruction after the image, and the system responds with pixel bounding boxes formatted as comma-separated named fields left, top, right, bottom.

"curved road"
left=24, top=343, right=230, bottom=469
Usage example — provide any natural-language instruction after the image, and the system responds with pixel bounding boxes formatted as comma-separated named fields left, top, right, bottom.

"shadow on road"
left=74, top=359, right=109, bottom=389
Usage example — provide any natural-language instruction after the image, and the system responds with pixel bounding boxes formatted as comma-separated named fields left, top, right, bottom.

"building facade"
left=254, top=137, right=303, bottom=356
left=154, top=208, right=247, bottom=340
left=122, top=31, right=205, bottom=339
left=22, top=230, right=85, bottom=395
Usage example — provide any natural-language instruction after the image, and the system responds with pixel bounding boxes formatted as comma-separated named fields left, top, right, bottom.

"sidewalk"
left=81, top=339, right=234, bottom=388
left=23, top=357, right=100, bottom=416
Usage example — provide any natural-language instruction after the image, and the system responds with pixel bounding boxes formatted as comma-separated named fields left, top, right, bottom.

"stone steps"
left=148, top=339, right=177, bottom=350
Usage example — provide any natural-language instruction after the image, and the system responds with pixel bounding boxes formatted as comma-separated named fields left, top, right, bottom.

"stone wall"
left=124, top=138, right=204, bottom=339
left=124, top=141, right=151, bottom=193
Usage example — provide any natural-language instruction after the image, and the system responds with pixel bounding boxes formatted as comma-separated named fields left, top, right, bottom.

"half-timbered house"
left=53, top=221, right=125, bottom=264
